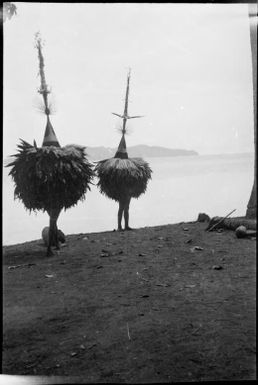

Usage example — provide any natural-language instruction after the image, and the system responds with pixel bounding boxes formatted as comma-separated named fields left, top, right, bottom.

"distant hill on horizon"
left=86, top=145, right=198, bottom=160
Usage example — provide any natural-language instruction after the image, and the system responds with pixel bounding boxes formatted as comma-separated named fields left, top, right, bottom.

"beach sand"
left=2, top=221, right=256, bottom=382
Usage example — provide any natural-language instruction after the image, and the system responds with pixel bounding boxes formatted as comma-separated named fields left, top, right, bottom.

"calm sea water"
left=2, top=153, right=254, bottom=246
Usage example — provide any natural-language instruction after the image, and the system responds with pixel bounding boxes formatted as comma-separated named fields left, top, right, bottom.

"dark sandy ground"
left=2, top=221, right=256, bottom=383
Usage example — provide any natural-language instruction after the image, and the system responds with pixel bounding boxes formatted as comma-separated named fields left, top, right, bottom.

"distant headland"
left=86, top=145, right=198, bottom=160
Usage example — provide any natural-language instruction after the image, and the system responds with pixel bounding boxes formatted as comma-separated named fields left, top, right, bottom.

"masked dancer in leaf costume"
left=7, top=33, right=94, bottom=256
left=95, top=70, right=152, bottom=231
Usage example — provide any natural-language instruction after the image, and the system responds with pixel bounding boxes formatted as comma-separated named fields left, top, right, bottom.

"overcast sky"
left=3, top=2, right=255, bottom=157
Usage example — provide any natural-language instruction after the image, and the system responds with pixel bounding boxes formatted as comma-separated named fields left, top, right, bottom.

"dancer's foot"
left=125, top=226, right=133, bottom=231
left=117, top=227, right=124, bottom=232
left=46, top=248, right=54, bottom=257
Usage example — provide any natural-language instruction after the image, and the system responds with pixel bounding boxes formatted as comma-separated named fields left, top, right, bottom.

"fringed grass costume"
left=7, top=34, right=94, bottom=256
left=95, top=70, right=152, bottom=230
left=96, top=151, right=152, bottom=202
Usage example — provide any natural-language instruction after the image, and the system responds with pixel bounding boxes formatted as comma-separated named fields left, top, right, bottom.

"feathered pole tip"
left=34, top=32, right=60, bottom=147
left=34, top=32, right=51, bottom=116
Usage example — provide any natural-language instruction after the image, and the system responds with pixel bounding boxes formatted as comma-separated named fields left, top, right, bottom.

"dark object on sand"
left=235, top=226, right=256, bottom=239
left=207, top=216, right=256, bottom=233
left=42, top=227, right=66, bottom=246
left=197, top=213, right=210, bottom=222
left=6, top=33, right=94, bottom=256
left=206, top=209, right=236, bottom=232
left=95, top=69, right=152, bottom=231
left=212, top=265, right=223, bottom=270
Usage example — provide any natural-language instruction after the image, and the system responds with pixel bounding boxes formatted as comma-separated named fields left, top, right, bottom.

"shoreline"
left=2, top=220, right=207, bottom=250
left=3, top=221, right=197, bottom=249
left=3, top=216, right=256, bottom=250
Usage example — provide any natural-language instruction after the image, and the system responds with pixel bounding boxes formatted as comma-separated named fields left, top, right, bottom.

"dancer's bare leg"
left=47, top=208, right=61, bottom=256
left=118, top=199, right=125, bottom=231
left=47, top=215, right=58, bottom=256
left=124, top=196, right=132, bottom=230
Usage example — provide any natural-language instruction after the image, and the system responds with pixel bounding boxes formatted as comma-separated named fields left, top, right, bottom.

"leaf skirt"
left=95, top=157, right=152, bottom=202
left=7, top=140, right=95, bottom=212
